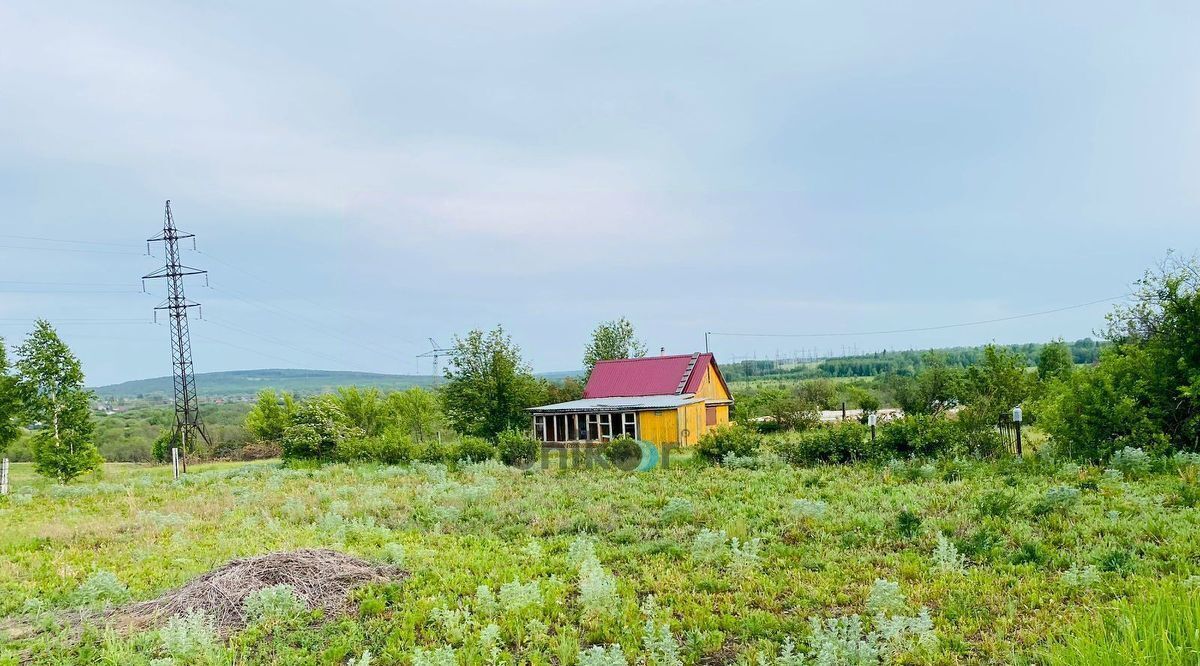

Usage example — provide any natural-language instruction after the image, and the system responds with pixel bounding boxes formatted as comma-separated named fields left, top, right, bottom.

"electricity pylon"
left=142, top=200, right=211, bottom=471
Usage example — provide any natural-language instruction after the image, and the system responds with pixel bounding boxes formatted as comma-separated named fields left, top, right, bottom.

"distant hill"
left=92, top=369, right=436, bottom=400
left=93, top=367, right=583, bottom=401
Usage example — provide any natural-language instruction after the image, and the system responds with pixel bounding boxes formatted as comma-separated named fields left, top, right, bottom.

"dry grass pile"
left=111, top=548, right=404, bottom=634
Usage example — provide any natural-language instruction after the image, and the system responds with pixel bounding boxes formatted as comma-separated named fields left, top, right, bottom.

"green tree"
left=1037, top=339, right=1074, bottom=383
left=281, top=396, right=360, bottom=462
left=1094, top=254, right=1200, bottom=451
left=334, top=386, right=386, bottom=436
left=442, top=326, right=541, bottom=439
left=384, top=387, right=443, bottom=442
left=583, top=317, right=647, bottom=378
left=0, top=337, right=23, bottom=454
left=895, top=352, right=963, bottom=415
left=538, top=376, right=584, bottom=404
left=961, top=344, right=1031, bottom=424
left=15, top=320, right=102, bottom=483
left=244, top=389, right=295, bottom=443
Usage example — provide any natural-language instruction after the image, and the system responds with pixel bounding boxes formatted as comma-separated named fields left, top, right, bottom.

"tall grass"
left=1041, top=584, right=1200, bottom=665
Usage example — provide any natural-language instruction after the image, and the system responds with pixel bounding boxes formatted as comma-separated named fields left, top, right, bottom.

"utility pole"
left=143, top=200, right=211, bottom=472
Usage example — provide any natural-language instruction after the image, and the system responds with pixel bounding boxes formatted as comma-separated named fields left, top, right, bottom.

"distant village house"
left=529, top=352, right=733, bottom=447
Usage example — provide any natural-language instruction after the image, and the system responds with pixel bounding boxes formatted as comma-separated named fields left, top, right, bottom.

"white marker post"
left=867, top=413, right=877, bottom=446
left=1, top=458, right=8, bottom=496
left=1012, top=406, right=1023, bottom=456
left=171, top=447, right=180, bottom=480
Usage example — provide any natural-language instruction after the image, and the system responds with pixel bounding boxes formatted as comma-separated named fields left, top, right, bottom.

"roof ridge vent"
left=675, top=352, right=701, bottom=395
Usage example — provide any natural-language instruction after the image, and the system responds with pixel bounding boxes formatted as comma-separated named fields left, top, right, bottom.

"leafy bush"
left=877, top=414, right=1006, bottom=459
left=417, top=438, right=448, bottom=464
left=335, top=430, right=419, bottom=465
left=282, top=397, right=361, bottom=462
left=601, top=435, right=641, bottom=467
left=774, top=421, right=872, bottom=465
left=452, top=436, right=495, bottom=463
left=497, top=429, right=539, bottom=467
left=695, top=424, right=760, bottom=463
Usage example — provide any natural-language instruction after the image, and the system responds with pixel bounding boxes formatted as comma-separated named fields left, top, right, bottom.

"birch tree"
left=15, top=320, right=101, bottom=482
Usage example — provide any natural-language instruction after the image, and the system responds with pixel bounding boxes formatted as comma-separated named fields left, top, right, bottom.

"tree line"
left=240, top=318, right=648, bottom=465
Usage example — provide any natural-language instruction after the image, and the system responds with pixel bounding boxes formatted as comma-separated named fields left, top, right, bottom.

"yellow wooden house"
left=529, top=352, right=733, bottom=447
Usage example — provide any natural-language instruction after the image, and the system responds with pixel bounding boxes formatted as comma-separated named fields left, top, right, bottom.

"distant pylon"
left=142, top=200, right=211, bottom=471
left=417, top=338, right=452, bottom=385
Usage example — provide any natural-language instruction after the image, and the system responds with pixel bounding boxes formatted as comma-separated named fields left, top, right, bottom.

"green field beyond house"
left=1, top=456, right=1197, bottom=665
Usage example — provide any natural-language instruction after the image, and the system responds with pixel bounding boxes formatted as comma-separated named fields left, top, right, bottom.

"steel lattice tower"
left=143, top=200, right=211, bottom=469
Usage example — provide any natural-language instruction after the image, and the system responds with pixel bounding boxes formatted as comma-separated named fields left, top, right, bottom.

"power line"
left=0, top=280, right=139, bottom=287
left=709, top=294, right=1129, bottom=339
left=0, top=243, right=144, bottom=256
left=0, top=233, right=134, bottom=248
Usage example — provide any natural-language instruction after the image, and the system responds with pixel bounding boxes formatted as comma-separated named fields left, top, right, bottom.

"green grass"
left=0, top=454, right=1197, bottom=664
left=1040, top=583, right=1200, bottom=665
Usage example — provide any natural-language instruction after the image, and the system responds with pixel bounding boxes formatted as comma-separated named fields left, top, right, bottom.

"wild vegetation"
left=2, top=256, right=1199, bottom=663
left=1, top=448, right=1197, bottom=664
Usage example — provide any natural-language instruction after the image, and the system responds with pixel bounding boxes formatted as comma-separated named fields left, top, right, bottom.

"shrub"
left=159, top=611, right=220, bottom=661
left=497, top=429, right=539, bottom=467
left=877, top=414, right=1006, bottom=459
left=690, top=528, right=727, bottom=563
left=1061, top=563, right=1101, bottom=590
left=774, top=421, right=871, bottom=465
left=577, top=644, right=628, bottom=666
left=418, top=438, right=448, bottom=464
left=1109, top=446, right=1151, bottom=479
left=975, top=490, right=1018, bottom=518
left=282, top=397, right=361, bottom=462
left=932, top=534, right=965, bottom=573
left=790, top=498, right=828, bottom=521
left=243, top=584, right=306, bottom=623
left=601, top=435, right=642, bottom=468
left=453, top=436, right=496, bottom=463
left=76, top=570, right=129, bottom=607
left=659, top=498, right=694, bottom=524
left=729, top=537, right=762, bottom=572
left=867, top=579, right=906, bottom=615
left=1032, top=485, right=1081, bottom=517
left=695, top=424, right=760, bottom=463
left=498, top=578, right=541, bottom=614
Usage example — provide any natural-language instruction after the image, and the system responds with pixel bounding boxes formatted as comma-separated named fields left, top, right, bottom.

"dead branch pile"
left=109, top=548, right=404, bottom=634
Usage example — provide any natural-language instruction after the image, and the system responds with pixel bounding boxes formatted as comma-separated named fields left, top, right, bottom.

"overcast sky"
left=2, top=1, right=1198, bottom=386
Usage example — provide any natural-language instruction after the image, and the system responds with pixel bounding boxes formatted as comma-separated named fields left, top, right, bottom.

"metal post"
left=705, top=332, right=710, bottom=353
left=868, top=413, right=877, bottom=447
left=171, top=447, right=180, bottom=480
left=1012, top=406, right=1023, bottom=456
left=181, top=429, right=188, bottom=473
left=1, top=458, right=9, bottom=495
left=842, top=401, right=846, bottom=421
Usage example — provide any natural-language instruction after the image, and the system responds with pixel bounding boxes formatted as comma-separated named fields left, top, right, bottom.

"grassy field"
left=1, top=453, right=1198, bottom=665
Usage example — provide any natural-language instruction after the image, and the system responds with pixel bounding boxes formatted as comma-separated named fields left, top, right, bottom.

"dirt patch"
left=110, top=548, right=405, bottom=634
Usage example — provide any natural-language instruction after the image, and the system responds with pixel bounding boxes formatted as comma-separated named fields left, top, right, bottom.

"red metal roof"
left=583, top=353, right=721, bottom=398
